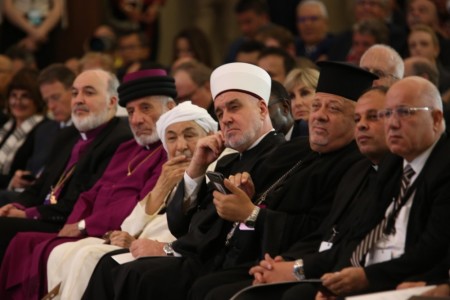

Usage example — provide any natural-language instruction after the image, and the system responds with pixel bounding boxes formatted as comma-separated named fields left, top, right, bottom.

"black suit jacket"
left=334, top=134, right=450, bottom=293
left=0, top=118, right=59, bottom=189
left=15, top=117, right=132, bottom=223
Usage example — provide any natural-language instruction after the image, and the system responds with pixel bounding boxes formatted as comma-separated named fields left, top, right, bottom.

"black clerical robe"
left=0, top=118, right=132, bottom=263
left=84, top=137, right=363, bottom=300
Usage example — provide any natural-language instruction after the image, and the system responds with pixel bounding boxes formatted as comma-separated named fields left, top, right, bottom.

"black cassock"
left=83, top=136, right=363, bottom=299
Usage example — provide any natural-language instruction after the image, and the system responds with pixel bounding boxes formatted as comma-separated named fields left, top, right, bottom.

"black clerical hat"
left=316, top=61, right=378, bottom=101
left=118, top=69, right=177, bottom=107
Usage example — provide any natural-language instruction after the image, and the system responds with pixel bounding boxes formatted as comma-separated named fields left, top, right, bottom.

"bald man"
left=318, top=77, right=450, bottom=298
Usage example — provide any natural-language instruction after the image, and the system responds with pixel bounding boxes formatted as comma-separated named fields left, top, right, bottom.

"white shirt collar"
left=80, top=132, right=88, bottom=141
left=404, top=138, right=439, bottom=184
left=284, top=125, right=294, bottom=141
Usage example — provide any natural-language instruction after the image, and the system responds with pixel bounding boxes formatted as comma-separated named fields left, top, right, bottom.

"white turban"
left=210, top=62, right=271, bottom=104
left=156, top=101, right=218, bottom=152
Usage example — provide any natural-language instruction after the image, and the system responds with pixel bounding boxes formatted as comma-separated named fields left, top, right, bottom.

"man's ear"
left=432, top=109, right=443, bottom=132
left=167, top=100, right=176, bottom=110
left=259, top=100, right=269, bottom=118
left=109, top=95, right=118, bottom=107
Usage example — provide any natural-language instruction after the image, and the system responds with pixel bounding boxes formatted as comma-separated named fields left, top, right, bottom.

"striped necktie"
left=350, top=164, right=415, bottom=267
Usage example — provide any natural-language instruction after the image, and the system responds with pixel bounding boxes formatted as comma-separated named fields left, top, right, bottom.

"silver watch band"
left=293, top=259, right=305, bottom=281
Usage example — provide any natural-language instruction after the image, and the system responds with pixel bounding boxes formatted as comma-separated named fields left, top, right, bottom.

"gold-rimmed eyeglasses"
left=377, top=106, right=434, bottom=119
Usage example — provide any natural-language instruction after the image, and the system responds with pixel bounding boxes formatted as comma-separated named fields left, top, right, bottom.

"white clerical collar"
left=246, top=129, right=275, bottom=151
left=80, top=132, right=88, bottom=141
left=404, top=138, right=439, bottom=184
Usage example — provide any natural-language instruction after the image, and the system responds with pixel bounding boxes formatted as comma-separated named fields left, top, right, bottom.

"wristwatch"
left=77, top=219, right=87, bottom=235
left=293, top=259, right=305, bottom=281
left=163, top=243, right=175, bottom=256
left=244, top=206, right=260, bottom=228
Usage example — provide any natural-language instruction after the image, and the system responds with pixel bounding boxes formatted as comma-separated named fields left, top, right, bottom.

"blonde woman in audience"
left=283, top=68, right=319, bottom=121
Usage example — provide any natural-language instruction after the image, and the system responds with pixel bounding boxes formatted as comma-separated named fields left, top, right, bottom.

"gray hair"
left=361, top=44, right=405, bottom=79
left=105, top=71, right=119, bottom=115
left=297, top=0, right=328, bottom=18
left=147, top=95, right=175, bottom=112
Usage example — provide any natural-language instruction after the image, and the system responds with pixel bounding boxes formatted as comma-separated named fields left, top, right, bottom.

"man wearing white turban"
left=82, top=62, right=287, bottom=299
left=44, top=101, right=217, bottom=300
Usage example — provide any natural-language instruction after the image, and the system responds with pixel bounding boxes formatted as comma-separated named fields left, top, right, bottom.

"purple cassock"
left=0, top=138, right=167, bottom=300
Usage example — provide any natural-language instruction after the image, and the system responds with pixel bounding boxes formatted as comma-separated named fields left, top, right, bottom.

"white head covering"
left=156, top=101, right=218, bottom=152
left=210, top=62, right=271, bottom=104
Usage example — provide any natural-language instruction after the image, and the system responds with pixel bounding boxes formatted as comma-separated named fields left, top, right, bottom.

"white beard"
left=133, top=130, right=160, bottom=146
left=73, top=107, right=112, bottom=132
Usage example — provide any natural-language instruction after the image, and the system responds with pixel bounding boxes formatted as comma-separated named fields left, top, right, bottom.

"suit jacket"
left=15, top=117, right=132, bottom=223
left=334, top=133, right=450, bottom=293
left=0, top=118, right=59, bottom=188
left=405, top=247, right=450, bottom=284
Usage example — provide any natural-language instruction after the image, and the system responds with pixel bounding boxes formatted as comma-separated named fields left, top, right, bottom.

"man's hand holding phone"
left=209, top=171, right=256, bottom=223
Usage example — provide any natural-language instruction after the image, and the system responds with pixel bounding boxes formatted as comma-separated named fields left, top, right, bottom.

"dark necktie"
left=350, top=164, right=415, bottom=267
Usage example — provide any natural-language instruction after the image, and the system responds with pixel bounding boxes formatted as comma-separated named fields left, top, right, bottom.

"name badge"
left=319, top=241, right=333, bottom=252
left=239, top=223, right=255, bottom=231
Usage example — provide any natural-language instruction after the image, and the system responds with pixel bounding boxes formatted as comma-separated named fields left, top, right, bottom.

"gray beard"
left=73, top=108, right=112, bottom=132
left=133, top=130, right=160, bottom=146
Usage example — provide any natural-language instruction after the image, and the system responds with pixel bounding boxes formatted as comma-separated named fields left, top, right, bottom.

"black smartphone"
left=206, top=171, right=229, bottom=194
left=21, top=174, right=36, bottom=182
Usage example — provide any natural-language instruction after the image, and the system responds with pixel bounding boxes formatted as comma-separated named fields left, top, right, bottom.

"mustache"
left=175, top=149, right=193, bottom=158
left=72, top=104, right=90, bottom=113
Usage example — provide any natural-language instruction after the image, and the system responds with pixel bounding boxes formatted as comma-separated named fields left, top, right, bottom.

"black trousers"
left=0, top=217, right=61, bottom=266
left=189, top=266, right=253, bottom=300
left=189, top=268, right=318, bottom=300
left=83, top=249, right=203, bottom=300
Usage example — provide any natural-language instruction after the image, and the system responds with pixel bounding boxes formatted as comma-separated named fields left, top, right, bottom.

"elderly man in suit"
left=315, top=76, right=450, bottom=299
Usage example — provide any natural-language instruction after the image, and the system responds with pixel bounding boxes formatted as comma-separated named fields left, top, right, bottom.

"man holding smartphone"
left=84, top=62, right=286, bottom=299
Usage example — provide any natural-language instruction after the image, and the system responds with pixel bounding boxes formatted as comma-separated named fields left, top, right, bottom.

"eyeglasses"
left=377, top=106, right=434, bottom=119
left=362, top=67, right=398, bottom=80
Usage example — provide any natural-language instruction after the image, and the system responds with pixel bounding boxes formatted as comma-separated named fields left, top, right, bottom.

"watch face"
left=163, top=244, right=174, bottom=256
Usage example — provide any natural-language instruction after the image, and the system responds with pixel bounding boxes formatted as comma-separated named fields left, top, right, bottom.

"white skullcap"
left=156, top=101, right=218, bottom=152
left=210, top=62, right=271, bottom=104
